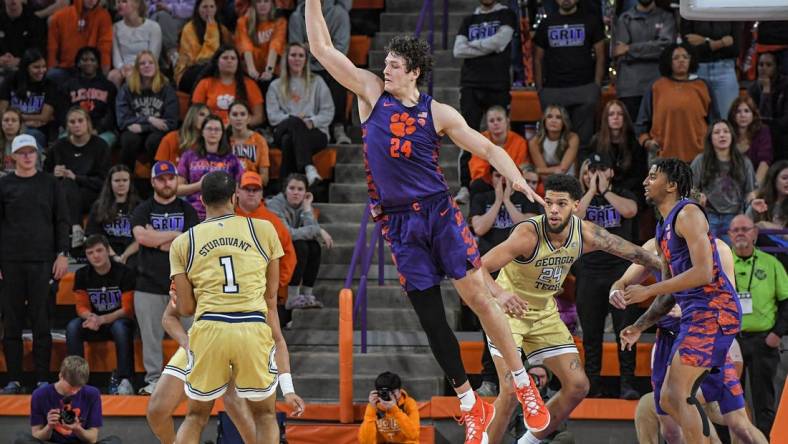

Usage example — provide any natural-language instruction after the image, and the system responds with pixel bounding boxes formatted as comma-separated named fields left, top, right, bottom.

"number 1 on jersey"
left=219, top=256, right=239, bottom=293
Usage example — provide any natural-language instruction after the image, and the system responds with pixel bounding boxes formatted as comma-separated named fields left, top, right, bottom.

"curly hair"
left=384, top=35, right=433, bottom=85
left=653, top=158, right=693, bottom=199
left=544, top=174, right=583, bottom=201
left=658, top=42, right=698, bottom=78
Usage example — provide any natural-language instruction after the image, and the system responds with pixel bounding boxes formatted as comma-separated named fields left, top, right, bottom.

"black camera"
left=60, top=397, right=76, bottom=425
left=377, top=388, right=392, bottom=401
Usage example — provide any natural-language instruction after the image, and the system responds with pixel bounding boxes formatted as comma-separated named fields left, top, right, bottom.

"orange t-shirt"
left=236, top=202, right=296, bottom=289
left=155, top=131, right=181, bottom=164
left=231, top=131, right=270, bottom=173
left=192, top=77, right=264, bottom=125
left=469, top=130, right=529, bottom=184
left=235, top=17, right=287, bottom=73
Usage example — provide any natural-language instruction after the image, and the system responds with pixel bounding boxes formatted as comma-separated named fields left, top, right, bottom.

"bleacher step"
left=309, top=282, right=460, bottom=309
left=289, top=307, right=459, bottom=331
left=379, top=12, right=468, bottom=33
left=293, top=374, right=444, bottom=402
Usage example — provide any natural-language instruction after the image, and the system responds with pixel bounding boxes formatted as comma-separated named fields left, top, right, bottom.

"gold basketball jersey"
left=496, top=214, right=583, bottom=311
left=170, top=214, right=284, bottom=319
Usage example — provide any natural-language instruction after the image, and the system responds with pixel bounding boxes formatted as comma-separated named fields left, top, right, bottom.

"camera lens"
left=378, top=388, right=391, bottom=401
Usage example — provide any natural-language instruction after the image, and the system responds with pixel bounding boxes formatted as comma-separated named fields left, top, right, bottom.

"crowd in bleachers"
left=0, top=0, right=785, bottom=439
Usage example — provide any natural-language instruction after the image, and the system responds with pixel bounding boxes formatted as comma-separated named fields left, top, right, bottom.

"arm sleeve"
left=472, top=25, right=515, bottom=54
left=614, top=14, right=631, bottom=44
left=98, top=12, right=114, bottom=70
left=53, top=178, right=70, bottom=253
left=78, top=140, right=110, bottom=192
left=309, top=77, right=335, bottom=130
left=453, top=34, right=489, bottom=58
left=265, top=81, right=290, bottom=126
left=357, top=405, right=379, bottom=444
left=115, top=86, right=140, bottom=129
left=690, top=156, right=703, bottom=191
left=235, top=18, right=254, bottom=55
left=162, top=85, right=179, bottom=130
left=112, top=23, right=123, bottom=70
left=627, top=14, right=676, bottom=61
left=393, top=398, right=420, bottom=440
left=130, top=200, right=150, bottom=229
left=191, top=79, right=208, bottom=105
left=271, top=18, right=287, bottom=55
left=75, top=290, right=92, bottom=317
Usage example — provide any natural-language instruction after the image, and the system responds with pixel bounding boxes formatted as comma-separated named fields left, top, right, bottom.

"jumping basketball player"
left=305, top=2, right=552, bottom=442
left=478, top=174, right=664, bottom=444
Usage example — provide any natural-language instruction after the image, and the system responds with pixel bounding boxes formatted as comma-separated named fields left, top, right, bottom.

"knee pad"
left=686, top=370, right=711, bottom=437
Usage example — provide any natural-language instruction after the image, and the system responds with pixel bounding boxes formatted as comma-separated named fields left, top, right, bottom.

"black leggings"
left=407, top=286, right=468, bottom=388
left=290, top=239, right=321, bottom=287
left=274, top=117, right=328, bottom=178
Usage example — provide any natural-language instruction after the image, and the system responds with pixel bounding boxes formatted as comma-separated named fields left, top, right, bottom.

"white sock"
left=518, top=431, right=540, bottom=444
left=302, top=286, right=313, bottom=296
left=512, top=367, right=530, bottom=388
left=288, top=286, right=299, bottom=298
left=458, top=388, right=476, bottom=411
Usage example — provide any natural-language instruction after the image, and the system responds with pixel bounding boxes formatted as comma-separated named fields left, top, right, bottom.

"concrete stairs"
left=286, top=1, right=478, bottom=402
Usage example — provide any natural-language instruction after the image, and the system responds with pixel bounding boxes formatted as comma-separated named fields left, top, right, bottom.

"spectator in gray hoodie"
left=613, top=0, right=675, bottom=124
left=266, top=42, right=334, bottom=186
left=267, top=173, right=333, bottom=309
left=288, top=0, right=351, bottom=145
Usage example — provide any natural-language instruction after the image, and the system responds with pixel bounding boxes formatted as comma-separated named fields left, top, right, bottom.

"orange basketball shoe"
left=457, top=392, right=495, bottom=444
left=514, top=376, right=550, bottom=432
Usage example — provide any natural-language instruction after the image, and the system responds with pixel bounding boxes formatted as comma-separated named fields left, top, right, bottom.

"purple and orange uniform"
left=656, top=199, right=742, bottom=370
left=362, top=92, right=480, bottom=291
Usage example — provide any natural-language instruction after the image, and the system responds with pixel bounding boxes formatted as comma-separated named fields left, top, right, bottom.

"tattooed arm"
left=581, top=220, right=663, bottom=271
left=619, top=293, right=677, bottom=351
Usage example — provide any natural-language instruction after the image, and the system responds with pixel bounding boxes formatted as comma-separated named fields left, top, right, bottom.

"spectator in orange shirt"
left=235, top=171, right=295, bottom=302
left=174, top=0, right=231, bottom=91
left=228, top=101, right=270, bottom=184
left=467, top=106, right=528, bottom=200
left=47, top=0, right=113, bottom=84
left=191, top=45, right=265, bottom=127
left=155, top=103, right=210, bottom=165
left=235, top=0, right=286, bottom=96
left=358, top=371, right=419, bottom=444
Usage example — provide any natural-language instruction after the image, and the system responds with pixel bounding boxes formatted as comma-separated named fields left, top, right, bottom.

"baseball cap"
left=588, top=152, right=613, bottom=169
left=240, top=171, right=263, bottom=189
left=151, top=161, right=177, bottom=178
left=374, top=371, right=402, bottom=391
left=11, top=134, right=38, bottom=153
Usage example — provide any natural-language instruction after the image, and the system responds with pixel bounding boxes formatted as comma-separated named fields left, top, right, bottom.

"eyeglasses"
left=728, top=227, right=754, bottom=234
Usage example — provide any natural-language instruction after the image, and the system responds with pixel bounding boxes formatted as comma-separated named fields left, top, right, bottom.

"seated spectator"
left=467, top=106, right=528, bottom=199
left=47, top=0, right=112, bottom=84
left=528, top=104, right=578, bottom=178
left=176, top=114, right=243, bottom=219
left=612, top=0, right=675, bottom=121
left=228, top=101, right=270, bottom=183
left=637, top=42, right=717, bottom=164
left=575, top=153, right=640, bottom=399
left=267, top=42, right=333, bottom=185
left=15, top=356, right=121, bottom=444
left=66, top=235, right=135, bottom=396
left=86, top=165, right=141, bottom=265
left=729, top=96, right=773, bottom=186
left=727, top=214, right=788, bottom=436
left=358, top=371, right=419, bottom=444
left=58, top=47, right=118, bottom=148
left=235, top=171, right=296, bottom=312
left=174, top=0, right=231, bottom=91
left=235, top=0, right=286, bottom=94
left=0, top=134, right=69, bottom=395
left=520, top=163, right=540, bottom=194
left=288, top=0, right=350, bottom=145
left=148, top=0, right=194, bottom=69
left=116, top=50, right=178, bottom=181
left=589, top=99, right=647, bottom=193
left=45, top=108, right=110, bottom=249
left=191, top=45, right=264, bottom=127
left=1, top=108, right=25, bottom=176
left=0, top=48, right=55, bottom=149
left=0, top=0, right=47, bottom=83
left=748, top=52, right=787, bottom=161
left=681, top=19, right=741, bottom=117
left=748, top=160, right=788, bottom=232
left=154, top=103, right=209, bottom=165
left=691, top=120, right=756, bottom=240
left=108, top=0, right=162, bottom=87
left=268, top=173, right=332, bottom=309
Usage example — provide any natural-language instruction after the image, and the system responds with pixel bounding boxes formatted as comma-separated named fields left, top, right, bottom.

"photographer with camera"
left=16, top=356, right=121, bottom=444
left=358, top=371, right=420, bottom=444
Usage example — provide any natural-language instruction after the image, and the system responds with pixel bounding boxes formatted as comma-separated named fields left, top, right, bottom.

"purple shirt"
left=177, top=150, right=244, bottom=219
left=361, top=92, right=448, bottom=216
left=30, top=384, right=102, bottom=443
left=744, top=125, right=773, bottom=169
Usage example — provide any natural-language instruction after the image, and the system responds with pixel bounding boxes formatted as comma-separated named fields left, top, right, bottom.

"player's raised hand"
left=608, top=289, right=627, bottom=310
left=619, top=325, right=642, bottom=351
left=511, top=176, right=545, bottom=206
left=284, top=393, right=305, bottom=417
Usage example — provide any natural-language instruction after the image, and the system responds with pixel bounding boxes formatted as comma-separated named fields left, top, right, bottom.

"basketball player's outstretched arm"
left=582, top=221, right=663, bottom=271
left=305, top=0, right=382, bottom=107
left=479, top=223, right=538, bottom=316
left=264, top=259, right=305, bottom=416
left=622, top=205, right=714, bottom=304
left=432, top=101, right=544, bottom=205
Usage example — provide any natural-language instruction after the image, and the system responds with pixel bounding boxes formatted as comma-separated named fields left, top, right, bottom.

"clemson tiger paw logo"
left=390, top=112, right=416, bottom=137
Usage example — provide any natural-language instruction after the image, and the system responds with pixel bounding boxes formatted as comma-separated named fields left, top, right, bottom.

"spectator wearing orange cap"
left=235, top=171, right=295, bottom=306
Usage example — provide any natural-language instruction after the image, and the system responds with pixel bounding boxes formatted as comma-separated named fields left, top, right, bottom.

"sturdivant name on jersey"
left=198, top=237, right=253, bottom=257
left=534, top=256, right=574, bottom=267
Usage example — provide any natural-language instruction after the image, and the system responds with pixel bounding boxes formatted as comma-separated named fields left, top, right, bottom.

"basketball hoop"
left=680, top=0, right=788, bottom=20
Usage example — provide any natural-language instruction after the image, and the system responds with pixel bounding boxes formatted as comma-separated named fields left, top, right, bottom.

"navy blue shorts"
left=380, top=192, right=480, bottom=292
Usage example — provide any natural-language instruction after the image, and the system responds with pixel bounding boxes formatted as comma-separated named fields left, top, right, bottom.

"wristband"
left=279, top=373, right=295, bottom=396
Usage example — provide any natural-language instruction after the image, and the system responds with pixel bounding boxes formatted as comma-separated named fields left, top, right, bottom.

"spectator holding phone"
left=358, top=371, right=419, bottom=444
